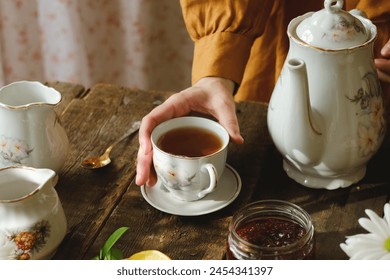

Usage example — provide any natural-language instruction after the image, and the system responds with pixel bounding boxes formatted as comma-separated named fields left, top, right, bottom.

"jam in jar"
left=226, top=200, right=315, bottom=260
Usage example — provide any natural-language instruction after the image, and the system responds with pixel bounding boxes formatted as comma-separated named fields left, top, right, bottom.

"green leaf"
left=92, top=226, right=129, bottom=260
left=102, top=227, right=129, bottom=257
left=104, top=249, right=112, bottom=260
left=108, top=248, right=124, bottom=260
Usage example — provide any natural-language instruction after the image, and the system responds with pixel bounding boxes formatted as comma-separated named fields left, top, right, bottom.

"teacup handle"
left=197, top=163, right=218, bottom=199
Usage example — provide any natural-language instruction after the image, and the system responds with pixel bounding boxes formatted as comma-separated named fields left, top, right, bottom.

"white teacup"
left=151, top=116, right=229, bottom=201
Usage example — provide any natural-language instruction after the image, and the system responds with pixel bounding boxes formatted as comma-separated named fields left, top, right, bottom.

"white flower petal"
left=365, top=208, right=390, bottom=236
left=341, top=238, right=380, bottom=257
left=359, top=217, right=388, bottom=239
left=379, top=252, right=390, bottom=260
left=341, top=203, right=390, bottom=260
left=340, top=243, right=353, bottom=257
left=384, top=203, right=390, bottom=226
left=341, top=232, right=389, bottom=259
left=341, top=236, right=375, bottom=251
left=340, top=243, right=347, bottom=250
left=340, top=242, right=364, bottom=258
left=346, top=232, right=375, bottom=238
left=351, top=247, right=388, bottom=260
left=345, top=233, right=380, bottom=243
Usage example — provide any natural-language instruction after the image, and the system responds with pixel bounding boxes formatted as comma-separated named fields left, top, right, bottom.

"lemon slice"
left=127, top=250, right=171, bottom=260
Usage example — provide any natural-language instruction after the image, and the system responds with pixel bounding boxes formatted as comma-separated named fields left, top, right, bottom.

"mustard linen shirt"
left=180, top=0, right=390, bottom=103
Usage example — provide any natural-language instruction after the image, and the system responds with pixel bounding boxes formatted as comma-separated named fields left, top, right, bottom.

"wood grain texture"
left=50, top=82, right=390, bottom=260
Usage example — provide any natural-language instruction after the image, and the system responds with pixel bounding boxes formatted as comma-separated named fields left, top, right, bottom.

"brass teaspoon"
left=81, top=121, right=141, bottom=169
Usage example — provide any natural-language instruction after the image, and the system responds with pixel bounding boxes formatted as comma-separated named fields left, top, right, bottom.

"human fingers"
left=211, top=97, right=244, bottom=144
left=135, top=116, right=154, bottom=186
left=137, top=93, right=193, bottom=159
left=192, top=78, right=244, bottom=144
left=375, top=58, right=390, bottom=83
left=136, top=77, right=242, bottom=186
left=135, top=93, right=193, bottom=187
left=135, top=143, right=155, bottom=186
left=380, top=39, right=390, bottom=57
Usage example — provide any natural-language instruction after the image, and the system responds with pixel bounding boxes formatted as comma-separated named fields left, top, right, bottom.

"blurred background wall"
left=0, top=0, right=193, bottom=92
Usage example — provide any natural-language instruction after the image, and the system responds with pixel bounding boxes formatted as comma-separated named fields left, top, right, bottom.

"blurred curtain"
left=0, top=0, right=193, bottom=91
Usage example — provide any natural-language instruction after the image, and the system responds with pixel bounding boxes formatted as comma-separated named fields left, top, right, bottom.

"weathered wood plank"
left=84, top=100, right=273, bottom=260
left=50, top=82, right=390, bottom=260
left=53, top=84, right=171, bottom=259
left=46, top=81, right=86, bottom=114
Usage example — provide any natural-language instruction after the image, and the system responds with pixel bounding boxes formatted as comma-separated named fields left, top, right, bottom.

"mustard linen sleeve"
left=353, top=0, right=390, bottom=55
left=355, top=0, right=390, bottom=22
left=180, top=0, right=273, bottom=85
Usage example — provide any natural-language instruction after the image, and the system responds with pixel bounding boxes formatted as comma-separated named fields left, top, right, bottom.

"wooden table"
left=49, top=81, right=390, bottom=260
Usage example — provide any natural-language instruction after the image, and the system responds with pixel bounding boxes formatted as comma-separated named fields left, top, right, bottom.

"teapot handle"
left=324, top=0, right=344, bottom=12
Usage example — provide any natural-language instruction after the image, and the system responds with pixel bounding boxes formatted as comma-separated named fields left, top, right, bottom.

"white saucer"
left=141, top=164, right=241, bottom=216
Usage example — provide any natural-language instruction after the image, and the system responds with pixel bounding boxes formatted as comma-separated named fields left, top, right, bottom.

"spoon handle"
left=106, top=121, right=141, bottom=153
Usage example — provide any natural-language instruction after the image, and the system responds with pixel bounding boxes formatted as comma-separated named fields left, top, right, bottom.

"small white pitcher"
left=0, top=81, right=69, bottom=172
left=0, top=166, right=67, bottom=260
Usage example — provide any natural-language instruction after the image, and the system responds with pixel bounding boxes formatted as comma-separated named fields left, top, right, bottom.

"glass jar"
left=226, top=200, right=315, bottom=260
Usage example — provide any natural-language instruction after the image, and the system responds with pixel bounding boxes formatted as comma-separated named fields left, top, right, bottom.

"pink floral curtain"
left=0, top=0, right=193, bottom=91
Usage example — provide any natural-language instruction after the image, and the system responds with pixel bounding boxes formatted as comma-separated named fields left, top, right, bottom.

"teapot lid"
left=296, top=0, right=369, bottom=49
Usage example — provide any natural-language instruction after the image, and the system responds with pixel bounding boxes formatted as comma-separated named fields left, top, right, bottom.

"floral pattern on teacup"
left=0, top=135, right=33, bottom=166
left=154, top=161, right=197, bottom=190
left=0, top=220, right=50, bottom=260
left=347, top=72, right=385, bottom=157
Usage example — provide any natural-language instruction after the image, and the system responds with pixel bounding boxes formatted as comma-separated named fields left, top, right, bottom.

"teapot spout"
left=285, top=58, right=323, bottom=165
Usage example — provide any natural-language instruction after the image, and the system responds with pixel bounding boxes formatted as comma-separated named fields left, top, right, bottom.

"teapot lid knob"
left=295, top=0, right=369, bottom=50
left=324, top=0, right=343, bottom=13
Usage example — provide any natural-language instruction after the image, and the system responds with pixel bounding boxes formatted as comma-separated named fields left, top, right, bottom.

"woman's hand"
left=375, top=39, right=390, bottom=83
left=135, top=77, right=244, bottom=187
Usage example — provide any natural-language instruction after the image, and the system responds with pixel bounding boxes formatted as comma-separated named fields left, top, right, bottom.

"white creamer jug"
left=0, top=166, right=67, bottom=259
left=0, top=81, right=69, bottom=172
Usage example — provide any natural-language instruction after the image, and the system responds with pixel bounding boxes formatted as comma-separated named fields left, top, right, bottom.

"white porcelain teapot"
left=0, top=81, right=69, bottom=172
left=0, top=167, right=67, bottom=259
left=267, top=0, right=385, bottom=189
